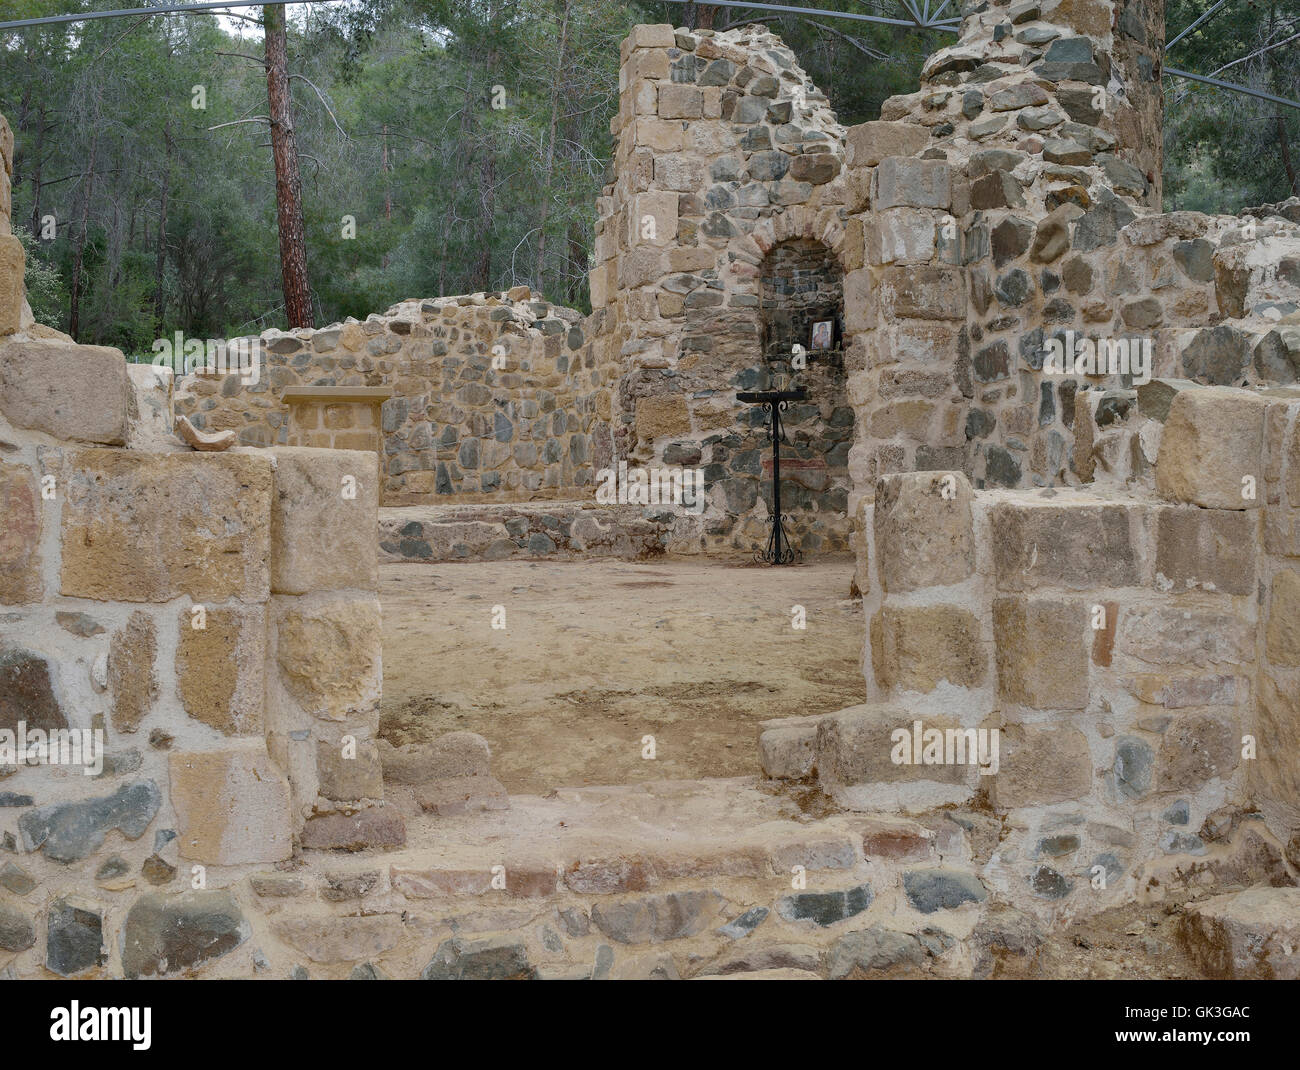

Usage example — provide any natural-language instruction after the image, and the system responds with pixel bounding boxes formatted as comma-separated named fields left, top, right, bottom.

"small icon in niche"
left=810, top=319, right=834, bottom=351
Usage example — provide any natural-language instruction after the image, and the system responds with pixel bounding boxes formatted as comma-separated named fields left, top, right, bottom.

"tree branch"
left=207, top=118, right=271, bottom=130
left=289, top=73, right=349, bottom=141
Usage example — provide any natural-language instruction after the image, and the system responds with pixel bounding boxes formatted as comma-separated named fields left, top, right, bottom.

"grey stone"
left=95, top=854, right=130, bottom=881
left=18, top=780, right=161, bottom=863
left=1161, top=830, right=1208, bottom=855
left=827, top=926, right=928, bottom=978
left=46, top=900, right=105, bottom=975
left=0, top=861, right=35, bottom=896
left=55, top=612, right=105, bottom=638
left=903, top=869, right=988, bottom=912
left=1114, top=737, right=1154, bottom=799
left=558, top=906, right=590, bottom=937
left=718, top=906, right=769, bottom=939
left=0, top=903, right=35, bottom=952
left=1173, top=238, right=1215, bottom=282
left=1096, top=153, right=1147, bottom=195
left=1183, top=325, right=1253, bottom=385
left=421, top=937, right=536, bottom=979
left=121, top=890, right=249, bottom=978
left=1027, top=865, right=1072, bottom=899
left=1017, top=106, right=1063, bottom=131
left=776, top=884, right=874, bottom=927
left=590, top=890, right=722, bottom=944
left=984, top=445, right=1021, bottom=487
left=592, top=943, right=614, bottom=980
left=1074, top=190, right=1137, bottom=252
left=995, top=268, right=1033, bottom=307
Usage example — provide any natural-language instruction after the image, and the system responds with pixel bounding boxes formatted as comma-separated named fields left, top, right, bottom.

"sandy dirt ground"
left=379, top=556, right=865, bottom=794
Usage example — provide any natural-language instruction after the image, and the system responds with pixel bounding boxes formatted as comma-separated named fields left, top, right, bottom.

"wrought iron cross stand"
left=737, top=387, right=807, bottom=565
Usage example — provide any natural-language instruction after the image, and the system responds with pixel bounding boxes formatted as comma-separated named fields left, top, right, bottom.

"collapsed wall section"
left=591, top=24, right=855, bottom=554
left=175, top=292, right=620, bottom=508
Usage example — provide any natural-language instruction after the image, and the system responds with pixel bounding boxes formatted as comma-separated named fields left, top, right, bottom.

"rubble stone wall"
left=174, top=294, right=621, bottom=509
left=832, top=0, right=1300, bottom=510
left=590, top=23, right=855, bottom=554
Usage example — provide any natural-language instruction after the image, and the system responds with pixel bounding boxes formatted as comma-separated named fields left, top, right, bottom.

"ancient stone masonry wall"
left=174, top=292, right=621, bottom=508
left=0, top=117, right=403, bottom=975
left=813, top=383, right=1300, bottom=924
left=833, top=0, right=1300, bottom=511
left=590, top=24, right=855, bottom=555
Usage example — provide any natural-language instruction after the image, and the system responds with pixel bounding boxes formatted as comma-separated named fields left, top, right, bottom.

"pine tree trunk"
left=69, top=134, right=97, bottom=342
left=534, top=0, right=571, bottom=294
left=264, top=4, right=314, bottom=328
left=154, top=120, right=172, bottom=332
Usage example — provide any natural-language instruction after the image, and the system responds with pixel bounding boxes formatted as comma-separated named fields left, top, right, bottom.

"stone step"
left=759, top=705, right=986, bottom=812
left=379, top=500, right=676, bottom=562
left=272, top=777, right=1001, bottom=978
left=1179, top=887, right=1300, bottom=979
left=299, top=776, right=976, bottom=900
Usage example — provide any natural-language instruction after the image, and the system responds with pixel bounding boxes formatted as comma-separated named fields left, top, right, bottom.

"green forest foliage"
left=1, top=0, right=1298, bottom=353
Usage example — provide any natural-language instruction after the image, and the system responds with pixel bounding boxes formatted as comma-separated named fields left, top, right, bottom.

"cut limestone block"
left=989, top=724, right=1092, bottom=809
left=169, top=743, right=293, bottom=865
left=1155, top=386, right=1269, bottom=509
left=60, top=449, right=272, bottom=603
left=175, top=603, right=266, bottom=735
left=414, top=775, right=510, bottom=816
left=993, top=598, right=1089, bottom=709
left=870, top=605, right=986, bottom=693
left=299, top=808, right=406, bottom=851
left=316, top=738, right=383, bottom=801
left=269, top=447, right=379, bottom=596
left=377, top=732, right=492, bottom=785
left=125, top=363, right=175, bottom=451
left=0, top=338, right=128, bottom=442
left=0, top=235, right=22, bottom=335
left=1179, top=887, right=1300, bottom=979
left=814, top=704, right=980, bottom=812
left=1154, top=506, right=1256, bottom=595
left=0, top=460, right=42, bottom=603
left=991, top=497, right=1143, bottom=591
left=844, top=121, right=930, bottom=167
left=273, top=593, right=382, bottom=722
left=758, top=716, right=820, bottom=780
left=874, top=471, right=975, bottom=592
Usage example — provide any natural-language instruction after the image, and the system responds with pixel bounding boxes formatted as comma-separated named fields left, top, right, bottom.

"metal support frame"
left=3, top=1, right=1297, bottom=112
left=0, top=0, right=966, bottom=34
left=738, top=388, right=807, bottom=566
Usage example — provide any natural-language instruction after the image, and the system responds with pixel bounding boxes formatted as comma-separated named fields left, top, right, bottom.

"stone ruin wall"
left=3, top=7, right=1300, bottom=978
left=590, top=23, right=856, bottom=555
left=0, top=117, right=413, bottom=973
left=173, top=293, right=621, bottom=510
left=834, top=0, right=1300, bottom=509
